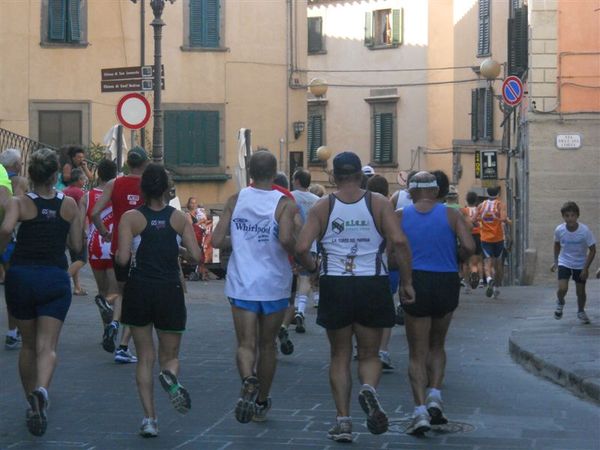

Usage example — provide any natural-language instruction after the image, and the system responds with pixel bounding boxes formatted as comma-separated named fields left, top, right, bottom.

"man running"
left=213, top=151, right=297, bottom=423
left=92, top=147, right=149, bottom=363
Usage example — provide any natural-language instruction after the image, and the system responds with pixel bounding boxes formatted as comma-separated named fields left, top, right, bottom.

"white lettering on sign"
left=556, top=134, right=582, bottom=149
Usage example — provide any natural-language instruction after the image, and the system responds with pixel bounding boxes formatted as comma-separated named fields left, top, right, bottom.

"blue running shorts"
left=228, top=298, right=290, bottom=315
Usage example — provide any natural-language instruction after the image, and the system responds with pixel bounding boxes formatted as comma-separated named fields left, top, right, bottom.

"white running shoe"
left=139, top=418, right=158, bottom=438
left=577, top=311, right=591, bottom=324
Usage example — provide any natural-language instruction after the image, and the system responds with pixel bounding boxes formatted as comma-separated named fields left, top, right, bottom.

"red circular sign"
left=116, top=93, right=151, bottom=129
left=501, top=76, right=523, bottom=107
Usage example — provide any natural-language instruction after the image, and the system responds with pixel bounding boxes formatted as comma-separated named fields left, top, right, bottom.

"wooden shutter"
left=483, top=87, right=494, bottom=141
left=202, top=0, right=220, bottom=48
left=165, top=110, right=220, bottom=167
left=189, top=0, right=203, bottom=46
left=200, top=111, right=220, bottom=166
left=307, top=115, right=322, bottom=163
left=68, top=0, right=81, bottom=42
left=508, top=6, right=528, bottom=77
left=364, top=11, right=374, bottom=47
left=308, top=17, right=323, bottom=53
left=391, top=9, right=402, bottom=45
left=471, top=89, right=479, bottom=141
left=373, top=113, right=393, bottom=163
left=478, top=0, right=490, bottom=56
left=164, top=111, right=177, bottom=166
left=49, top=0, right=67, bottom=41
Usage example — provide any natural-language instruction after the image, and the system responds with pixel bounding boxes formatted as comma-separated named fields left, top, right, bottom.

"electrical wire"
left=300, top=65, right=476, bottom=73
left=321, top=78, right=492, bottom=88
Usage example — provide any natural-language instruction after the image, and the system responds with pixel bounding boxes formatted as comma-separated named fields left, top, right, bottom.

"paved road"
left=1, top=268, right=599, bottom=449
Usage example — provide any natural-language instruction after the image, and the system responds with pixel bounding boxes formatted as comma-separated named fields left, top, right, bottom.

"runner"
left=81, top=159, right=118, bottom=328
left=117, top=163, right=201, bottom=437
left=396, top=171, right=474, bottom=435
left=0, top=148, right=82, bottom=436
left=460, top=191, right=484, bottom=292
left=212, top=151, right=297, bottom=424
left=63, top=169, right=88, bottom=296
left=92, top=146, right=149, bottom=363
left=296, top=151, right=414, bottom=442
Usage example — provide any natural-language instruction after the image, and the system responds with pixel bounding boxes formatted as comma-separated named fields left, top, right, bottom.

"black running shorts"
left=121, top=277, right=186, bottom=332
left=317, top=275, right=395, bottom=330
left=112, top=254, right=131, bottom=283
left=402, top=270, right=460, bottom=318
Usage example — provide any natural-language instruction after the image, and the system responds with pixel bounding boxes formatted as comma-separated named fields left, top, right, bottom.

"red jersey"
left=87, top=188, right=113, bottom=261
left=110, top=175, right=143, bottom=254
left=63, top=185, right=84, bottom=205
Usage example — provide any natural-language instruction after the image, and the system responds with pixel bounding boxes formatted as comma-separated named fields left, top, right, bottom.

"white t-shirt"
left=554, top=222, right=596, bottom=269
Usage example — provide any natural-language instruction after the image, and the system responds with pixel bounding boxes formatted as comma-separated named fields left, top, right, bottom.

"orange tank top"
left=478, top=199, right=504, bottom=243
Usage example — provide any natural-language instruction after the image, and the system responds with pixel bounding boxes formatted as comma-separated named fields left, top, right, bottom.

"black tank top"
left=12, top=192, right=70, bottom=269
left=130, top=205, right=180, bottom=282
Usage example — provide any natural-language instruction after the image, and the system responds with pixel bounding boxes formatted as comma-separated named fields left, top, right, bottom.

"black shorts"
left=558, top=266, right=586, bottom=284
left=402, top=270, right=460, bottom=318
left=121, top=277, right=186, bottom=332
left=317, top=276, right=395, bottom=330
left=112, top=254, right=131, bottom=283
left=472, top=234, right=482, bottom=255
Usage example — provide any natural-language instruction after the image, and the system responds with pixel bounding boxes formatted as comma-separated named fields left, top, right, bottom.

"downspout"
left=284, top=0, right=293, bottom=173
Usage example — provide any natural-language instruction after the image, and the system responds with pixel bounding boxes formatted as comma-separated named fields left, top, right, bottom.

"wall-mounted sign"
left=556, top=134, right=582, bottom=149
left=481, top=150, right=498, bottom=180
left=474, top=151, right=481, bottom=179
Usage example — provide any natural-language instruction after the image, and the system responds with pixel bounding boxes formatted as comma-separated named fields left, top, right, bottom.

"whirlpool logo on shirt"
left=150, top=219, right=166, bottom=230
left=41, top=208, right=57, bottom=220
left=233, top=218, right=272, bottom=242
left=331, top=217, right=370, bottom=234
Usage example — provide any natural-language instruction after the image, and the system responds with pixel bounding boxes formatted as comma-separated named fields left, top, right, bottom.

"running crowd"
left=0, top=146, right=596, bottom=441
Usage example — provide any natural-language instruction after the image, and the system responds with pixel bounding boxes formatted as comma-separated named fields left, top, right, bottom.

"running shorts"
left=112, top=254, right=131, bottom=283
left=89, top=258, right=114, bottom=271
left=558, top=265, right=586, bottom=284
left=317, top=275, right=395, bottom=330
left=402, top=270, right=460, bottom=318
left=5, top=265, right=71, bottom=321
left=472, top=234, right=482, bottom=256
left=121, top=277, right=186, bottom=332
left=481, top=240, right=504, bottom=259
left=228, top=298, right=290, bottom=315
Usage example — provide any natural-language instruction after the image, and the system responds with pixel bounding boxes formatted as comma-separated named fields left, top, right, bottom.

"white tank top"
left=225, top=187, right=293, bottom=301
left=319, top=192, right=386, bottom=276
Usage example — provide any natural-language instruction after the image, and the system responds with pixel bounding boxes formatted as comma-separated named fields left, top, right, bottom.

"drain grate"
left=389, top=419, right=476, bottom=435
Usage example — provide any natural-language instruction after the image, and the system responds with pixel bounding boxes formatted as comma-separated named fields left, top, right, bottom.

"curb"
left=509, top=335, right=600, bottom=405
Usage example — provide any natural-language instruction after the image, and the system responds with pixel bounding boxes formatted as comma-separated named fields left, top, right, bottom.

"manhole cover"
left=389, top=419, right=476, bottom=435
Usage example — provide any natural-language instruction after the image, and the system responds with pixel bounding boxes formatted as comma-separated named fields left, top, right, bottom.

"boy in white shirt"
left=551, top=202, right=596, bottom=324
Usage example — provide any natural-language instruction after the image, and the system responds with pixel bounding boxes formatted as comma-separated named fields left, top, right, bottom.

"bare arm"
left=448, top=208, right=475, bottom=261
left=116, top=210, right=136, bottom=266
left=92, top=179, right=114, bottom=240
left=172, top=210, right=202, bottom=263
left=275, top=197, right=297, bottom=255
left=62, top=163, right=73, bottom=184
left=80, top=192, right=89, bottom=235
left=551, top=241, right=561, bottom=272
left=62, top=196, right=82, bottom=253
left=212, top=193, right=237, bottom=249
left=295, top=197, right=328, bottom=271
left=0, top=197, right=20, bottom=252
left=580, top=244, right=596, bottom=280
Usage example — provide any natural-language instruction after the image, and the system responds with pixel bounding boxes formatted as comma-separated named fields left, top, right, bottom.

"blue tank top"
left=12, top=192, right=70, bottom=269
left=130, top=205, right=180, bottom=282
left=401, top=203, right=458, bottom=272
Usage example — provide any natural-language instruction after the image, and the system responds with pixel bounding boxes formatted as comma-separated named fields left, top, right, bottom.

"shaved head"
left=249, top=150, right=277, bottom=182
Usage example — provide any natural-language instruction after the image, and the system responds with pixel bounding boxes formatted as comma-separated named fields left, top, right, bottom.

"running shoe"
left=379, top=351, right=394, bottom=371
left=554, top=299, right=565, bottom=320
left=327, top=417, right=353, bottom=442
left=159, top=370, right=191, bottom=414
left=26, top=389, right=48, bottom=436
left=460, top=278, right=466, bottom=287
left=252, top=397, right=272, bottom=422
left=5, top=332, right=21, bottom=350
left=478, top=279, right=485, bottom=288
left=295, top=312, right=306, bottom=333
left=493, top=287, right=500, bottom=299
left=235, top=376, right=259, bottom=423
left=102, top=322, right=119, bottom=353
left=577, top=311, right=591, bottom=324
left=406, top=412, right=430, bottom=436
left=469, top=272, right=479, bottom=289
left=139, top=417, right=158, bottom=438
left=395, top=305, right=405, bottom=325
left=114, top=348, right=138, bottom=364
left=485, top=279, right=495, bottom=298
left=94, top=294, right=113, bottom=324
left=425, top=395, right=448, bottom=425
left=358, top=386, right=388, bottom=435
left=278, top=327, right=294, bottom=355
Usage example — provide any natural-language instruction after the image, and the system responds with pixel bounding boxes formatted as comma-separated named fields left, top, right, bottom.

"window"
left=308, top=17, right=324, bottom=54
left=373, top=113, right=394, bottom=163
left=38, top=111, right=82, bottom=148
left=189, top=0, right=220, bottom=48
left=307, top=104, right=326, bottom=164
left=365, top=9, right=402, bottom=48
left=477, top=0, right=491, bottom=57
left=471, top=87, right=494, bottom=141
left=42, top=0, right=87, bottom=46
left=508, top=5, right=528, bottom=77
left=164, top=110, right=220, bottom=168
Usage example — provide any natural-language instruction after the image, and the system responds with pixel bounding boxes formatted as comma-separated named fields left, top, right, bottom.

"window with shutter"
left=364, top=11, right=374, bottom=47
left=308, top=17, right=324, bottom=53
left=471, top=87, right=494, bottom=142
left=189, top=0, right=220, bottom=48
left=365, top=9, right=403, bottom=49
left=391, top=9, right=403, bottom=46
left=307, top=114, right=323, bottom=163
left=164, top=110, right=220, bottom=168
left=373, top=113, right=393, bottom=164
left=477, top=0, right=491, bottom=57
left=45, top=0, right=85, bottom=44
left=508, top=6, right=528, bottom=77
left=49, top=0, right=67, bottom=41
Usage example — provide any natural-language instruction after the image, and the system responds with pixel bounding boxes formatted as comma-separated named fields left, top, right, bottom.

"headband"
left=408, top=180, right=438, bottom=189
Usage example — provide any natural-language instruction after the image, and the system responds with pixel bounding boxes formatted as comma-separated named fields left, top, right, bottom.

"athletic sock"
left=360, top=383, right=375, bottom=393
left=296, top=295, right=307, bottom=314
left=427, top=388, right=442, bottom=401
left=6, top=328, right=18, bottom=338
left=36, top=386, right=49, bottom=401
left=414, top=405, right=427, bottom=416
left=337, top=415, right=351, bottom=423
left=486, top=276, right=493, bottom=283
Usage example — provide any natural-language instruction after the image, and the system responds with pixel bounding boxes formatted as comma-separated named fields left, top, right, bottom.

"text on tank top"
left=318, top=191, right=386, bottom=276
left=478, top=199, right=503, bottom=243
left=87, top=188, right=113, bottom=261
left=11, top=192, right=70, bottom=270
left=110, top=176, right=143, bottom=254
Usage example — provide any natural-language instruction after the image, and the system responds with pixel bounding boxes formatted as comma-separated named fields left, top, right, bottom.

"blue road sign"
left=502, top=76, right=523, bottom=107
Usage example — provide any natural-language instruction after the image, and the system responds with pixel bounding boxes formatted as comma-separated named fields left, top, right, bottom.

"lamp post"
left=149, top=0, right=175, bottom=163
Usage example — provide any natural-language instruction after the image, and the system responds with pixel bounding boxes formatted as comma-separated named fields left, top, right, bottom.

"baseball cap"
left=127, top=146, right=148, bottom=164
left=447, top=185, right=458, bottom=197
left=333, top=152, right=362, bottom=176
left=361, top=165, right=375, bottom=177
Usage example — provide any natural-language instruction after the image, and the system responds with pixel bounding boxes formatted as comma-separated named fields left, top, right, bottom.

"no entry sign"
left=116, top=93, right=151, bottom=129
left=502, top=76, right=523, bottom=107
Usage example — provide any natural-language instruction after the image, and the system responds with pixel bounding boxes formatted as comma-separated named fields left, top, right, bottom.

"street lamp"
left=308, top=78, right=328, bottom=97
left=150, top=0, right=176, bottom=164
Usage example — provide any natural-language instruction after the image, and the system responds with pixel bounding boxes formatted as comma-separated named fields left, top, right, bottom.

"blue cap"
left=333, top=151, right=362, bottom=176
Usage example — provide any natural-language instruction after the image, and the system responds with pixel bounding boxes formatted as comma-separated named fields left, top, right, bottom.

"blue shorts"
left=558, top=266, right=586, bottom=284
left=1, top=242, right=15, bottom=264
left=388, top=270, right=400, bottom=295
left=228, top=298, right=290, bottom=315
left=481, top=241, right=504, bottom=259
left=5, top=265, right=72, bottom=321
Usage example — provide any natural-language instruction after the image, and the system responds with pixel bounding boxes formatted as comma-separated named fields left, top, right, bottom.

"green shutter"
left=391, top=9, right=402, bottom=45
left=478, top=0, right=490, bottom=56
left=373, top=113, right=393, bottom=163
left=49, top=0, right=67, bottom=41
left=484, top=87, right=494, bottom=141
left=68, top=0, right=81, bottom=42
left=201, top=111, right=220, bottom=166
left=189, top=0, right=203, bottom=46
left=307, top=115, right=322, bottom=163
left=364, top=11, right=374, bottom=47
left=203, top=0, right=220, bottom=48
left=308, top=17, right=323, bottom=53
left=471, top=89, right=479, bottom=141
left=164, top=111, right=177, bottom=166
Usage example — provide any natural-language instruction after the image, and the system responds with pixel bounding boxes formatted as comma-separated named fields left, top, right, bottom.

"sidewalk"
left=507, top=279, right=600, bottom=404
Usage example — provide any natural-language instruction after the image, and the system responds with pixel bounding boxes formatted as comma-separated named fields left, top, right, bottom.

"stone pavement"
left=0, top=267, right=599, bottom=449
